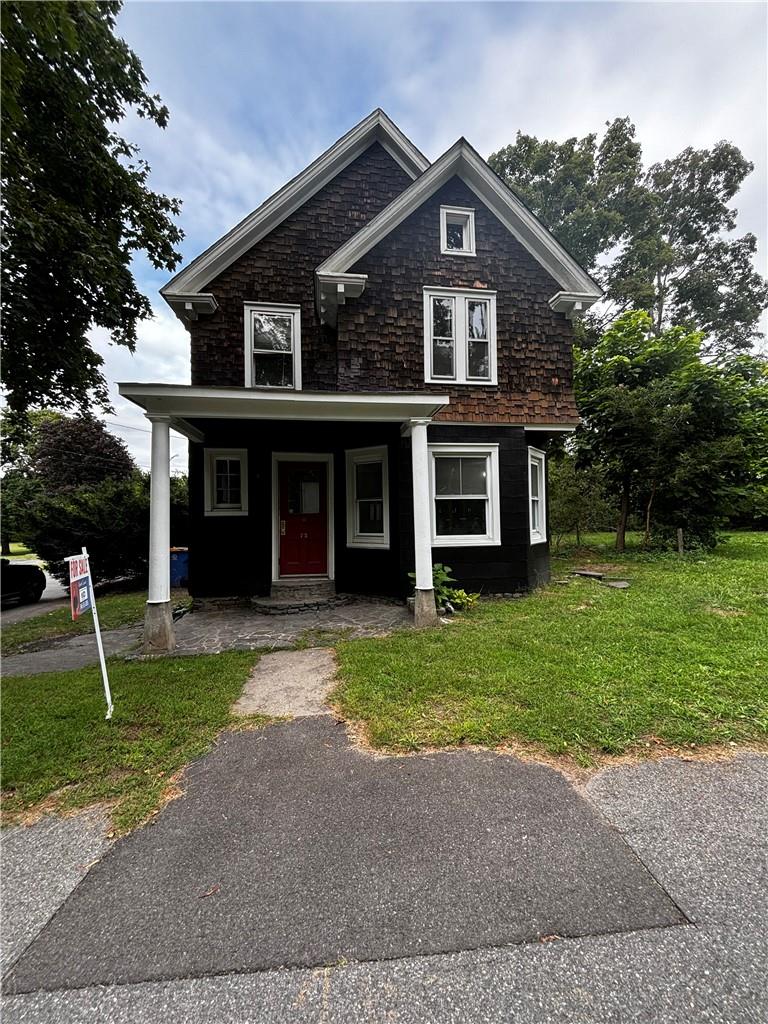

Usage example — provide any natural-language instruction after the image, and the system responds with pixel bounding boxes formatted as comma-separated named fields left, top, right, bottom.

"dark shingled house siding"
left=188, top=142, right=413, bottom=389
left=341, top=176, right=579, bottom=424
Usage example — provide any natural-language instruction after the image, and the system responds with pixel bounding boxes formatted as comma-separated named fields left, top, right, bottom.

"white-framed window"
left=346, top=446, right=389, bottom=548
left=204, top=449, right=248, bottom=516
left=429, top=443, right=501, bottom=547
left=244, top=302, right=301, bottom=389
left=528, top=447, right=547, bottom=544
left=423, top=287, right=497, bottom=385
left=440, top=206, right=476, bottom=256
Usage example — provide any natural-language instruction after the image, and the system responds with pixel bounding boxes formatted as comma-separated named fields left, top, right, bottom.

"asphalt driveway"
left=2, top=724, right=766, bottom=1022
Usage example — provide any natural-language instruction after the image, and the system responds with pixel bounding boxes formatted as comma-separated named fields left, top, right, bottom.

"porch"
left=118, top=384, right=450, bottom=652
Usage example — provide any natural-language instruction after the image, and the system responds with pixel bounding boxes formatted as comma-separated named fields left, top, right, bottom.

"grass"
left=333, top=531, right=768, bottom=765
left=2, top=542, right=39, bottom=561
left=1, top=589, right=190, bottom=656
left=1, top=651, right=267, bottom=832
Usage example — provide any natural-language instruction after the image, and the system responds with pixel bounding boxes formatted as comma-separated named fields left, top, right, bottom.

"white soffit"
left=118, top=383, right=449, bottom=425
left=317, top=139, right=603, bottom=310
left=161, top=110, right=429, bottom=303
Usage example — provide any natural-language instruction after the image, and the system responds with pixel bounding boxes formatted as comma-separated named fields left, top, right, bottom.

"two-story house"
left=120, top=110, right=601, bottom=651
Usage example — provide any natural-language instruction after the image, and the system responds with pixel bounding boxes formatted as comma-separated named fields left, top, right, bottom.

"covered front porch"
left=118, top=384, right=450, bottom=652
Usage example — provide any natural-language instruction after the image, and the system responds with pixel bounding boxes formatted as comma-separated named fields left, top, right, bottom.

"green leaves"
left=1, top=1, right=183, bottom=415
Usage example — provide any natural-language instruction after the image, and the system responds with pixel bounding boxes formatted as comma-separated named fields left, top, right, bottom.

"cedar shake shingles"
left=342, top=176, right=578, bottom=424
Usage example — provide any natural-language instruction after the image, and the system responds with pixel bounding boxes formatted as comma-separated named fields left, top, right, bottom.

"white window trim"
left=428, top=443, right=501, bottom=547
left=243, top=302, right=302, bottom=390
left=440, top=206, right=476, bottom=256
left=528, top=446, right=547, bottom=544
left=345, top=446, right=390, bottom=549
left=423, top=287, right=497, bottom=386
left=204, top=448, right=248, bottom=517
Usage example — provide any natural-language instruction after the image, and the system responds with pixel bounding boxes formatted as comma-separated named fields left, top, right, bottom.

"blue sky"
left=97, top=1, right=768, bottom=469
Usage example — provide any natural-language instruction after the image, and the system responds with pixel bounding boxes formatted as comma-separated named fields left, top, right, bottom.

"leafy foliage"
left=1, top=1, right=183, bottom=415
left=24, top=474, right=189, bottom=586
left=548, top=453, right=617, bottom=548
left=574, top=312, right=768, bottom=549
left=489, top=122, right=767, bottom=355
left=29, top=415, right=135, bottom=492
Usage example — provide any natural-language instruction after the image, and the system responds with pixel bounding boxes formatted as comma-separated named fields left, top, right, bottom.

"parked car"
left=1, top=559, right=46, bottom=607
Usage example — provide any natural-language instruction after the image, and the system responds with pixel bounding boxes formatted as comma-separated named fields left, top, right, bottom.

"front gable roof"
left=316, top=138, right=602, bottom=323
left=161, top=109, right=429, bottom=320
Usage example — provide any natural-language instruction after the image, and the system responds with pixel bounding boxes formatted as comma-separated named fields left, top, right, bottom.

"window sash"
left=429, top=445, right=500, bottom=546
left=346, top=448, right=389, bottom=548
left=214, top=458, right=242, bottom=509
left=205, top=449, right=248, bottom=517
left=528, top=448, right=546, bottom=543
left=245, top=304, right=301, bottom=390
left=424, top=289, right=495, bottom=385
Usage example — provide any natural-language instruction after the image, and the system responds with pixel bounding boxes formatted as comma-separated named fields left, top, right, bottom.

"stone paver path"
left=232, top=648, right=337, bottom=717
left=173, top=600, right=411, bottom=655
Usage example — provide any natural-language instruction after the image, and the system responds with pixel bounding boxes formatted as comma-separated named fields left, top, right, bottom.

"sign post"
left=66, top=547, right=114, bottom=720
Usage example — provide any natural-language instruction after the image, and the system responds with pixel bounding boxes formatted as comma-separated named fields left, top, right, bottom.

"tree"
left=547, top=453, right=616, bottom=548
left=574, top=312, right=768, bottom=550
left=29, top=415, right=135, bottom=493
left=489, top=124, right=767, bottom=355
left=1, top=1, right=183, bottom=416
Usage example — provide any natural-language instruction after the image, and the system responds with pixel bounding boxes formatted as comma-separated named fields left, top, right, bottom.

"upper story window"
left=423, top=287, right=497, bottom=385
left=440, top=206, right=476, bottom=255
left=244, top=303, right=302, bottom=389
left=204, top=448, right=248, bottom=516
left=528, top=447, right=547, bottom=544
left=346, top=446, right=390, bottom=548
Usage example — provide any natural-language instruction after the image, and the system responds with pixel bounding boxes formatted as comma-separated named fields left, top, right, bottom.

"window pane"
left=531, top=496, right=540, bottom=531
left=252, top=352, right=293, bottom=387
left=460, top=457, right=488, bottom=495
left=432, top=297, right=454, bottom=337
left=435, top=457, right=461, bottom=495
left=358, top=499, right=384, bottom=535
left=446, top=219, right=466, bottom=250
left=530, top=460, right=540, bottom=498
left=468, top=301, right=488, bottom=339
left=432, top=338, right=454, bottom=378
left=214, top=458, right=241, bottom=507
left=251, top=313, right=292, bottom=352
left=355, top=461, right=383, bottom=501
left=468, top=340, right=489, bottom=379
left=435, top=499, right=486, bottom=536
left=301, top=480, right=320, bottom=514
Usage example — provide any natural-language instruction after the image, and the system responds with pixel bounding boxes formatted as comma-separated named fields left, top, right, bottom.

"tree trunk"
left=616, top=478, right=631, bottom=552
left=1, top=535, right=10, bottom=556
left=643, top=481, right=656, bottom=549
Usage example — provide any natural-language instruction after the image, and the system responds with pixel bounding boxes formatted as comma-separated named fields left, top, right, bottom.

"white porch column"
left=410, top=418, right=437, bottom=627
left=144, top=414, right=175, bottom=653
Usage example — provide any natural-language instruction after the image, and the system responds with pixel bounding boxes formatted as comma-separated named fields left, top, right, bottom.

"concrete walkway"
left=2, top=743, right=766, bottom=1022
left=2, top=626, right=142, bottom=677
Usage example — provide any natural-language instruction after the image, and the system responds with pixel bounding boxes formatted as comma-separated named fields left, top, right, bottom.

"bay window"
left=429, top=443, right=500, bottom=546
left=528, top=447, right=547, bottom=543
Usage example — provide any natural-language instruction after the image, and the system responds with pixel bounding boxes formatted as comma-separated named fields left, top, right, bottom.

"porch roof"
left=117, top=383, right=449, bottom=440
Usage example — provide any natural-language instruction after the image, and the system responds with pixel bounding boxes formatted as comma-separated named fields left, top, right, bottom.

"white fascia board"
left=161, top=110, right=429, bottom=300
left=118, top=383, right=449, bottom=423
left=318, top=140, right=603, bottom=303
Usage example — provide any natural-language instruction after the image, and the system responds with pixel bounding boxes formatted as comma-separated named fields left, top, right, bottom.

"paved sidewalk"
left=2, top=626, right=142, bottom=677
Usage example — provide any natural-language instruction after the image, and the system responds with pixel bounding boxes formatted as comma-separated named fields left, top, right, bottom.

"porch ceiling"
left=118, top=383, right=449, bottom=438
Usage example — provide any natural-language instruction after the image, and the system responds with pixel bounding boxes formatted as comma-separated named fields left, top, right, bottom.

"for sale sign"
left=68, top=553, right=93, bottom=620
left=65, top=548, right=113, bottom=719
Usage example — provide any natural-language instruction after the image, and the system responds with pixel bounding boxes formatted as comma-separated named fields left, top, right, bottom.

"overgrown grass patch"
left=1, top=651, right=266, bottom=832
left=333, top=532, right=768, bottom=764
left=1, top=590, right=190, bottom=655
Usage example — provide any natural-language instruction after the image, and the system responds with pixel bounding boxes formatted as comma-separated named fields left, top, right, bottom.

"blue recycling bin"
left=169, top=547, right=189, bottom=587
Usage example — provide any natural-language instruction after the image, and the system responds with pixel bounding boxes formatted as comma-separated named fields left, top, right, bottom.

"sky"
left=97, top=0, right=768, bottom=471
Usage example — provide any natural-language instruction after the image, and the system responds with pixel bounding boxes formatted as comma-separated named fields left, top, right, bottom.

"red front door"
left=278, top=461, right=328, bottom=576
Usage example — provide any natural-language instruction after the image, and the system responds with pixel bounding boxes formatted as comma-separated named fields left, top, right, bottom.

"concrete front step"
left=269, top=578, right=336, bottom=602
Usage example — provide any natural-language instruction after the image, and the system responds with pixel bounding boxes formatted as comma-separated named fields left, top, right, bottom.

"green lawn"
left=2, top=543, right=39, bottom=561
left=1, top=590, right=189, bottom=655
left=1, top=651, right=266, bottom=832
left=333, top=532, right=768, bottom=764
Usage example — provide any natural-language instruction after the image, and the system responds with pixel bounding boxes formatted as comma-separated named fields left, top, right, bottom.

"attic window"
left=440, top=206, right=476, bottom=256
